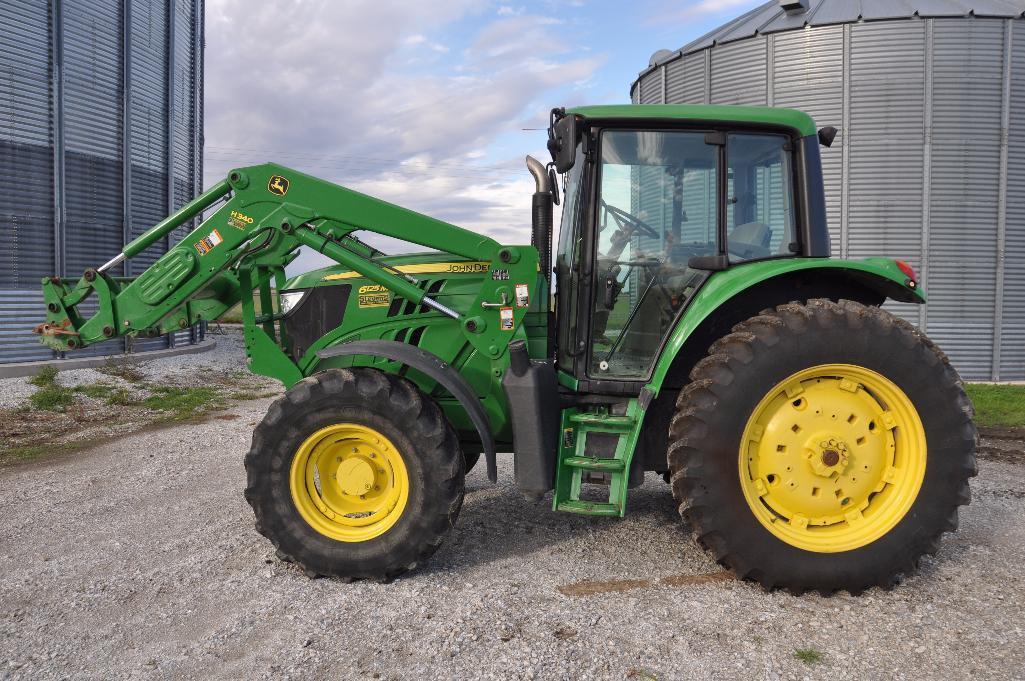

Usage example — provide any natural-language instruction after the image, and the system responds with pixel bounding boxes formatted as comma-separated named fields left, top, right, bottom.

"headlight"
left=279, top=290, right=308, bottom=315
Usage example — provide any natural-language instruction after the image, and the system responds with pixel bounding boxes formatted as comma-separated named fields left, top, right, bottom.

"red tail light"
left=895, top=260, right=917, bottom=286
left=893, top=260, right=918, bottom=281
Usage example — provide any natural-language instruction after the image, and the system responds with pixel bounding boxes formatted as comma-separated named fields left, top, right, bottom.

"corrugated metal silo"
left=0, top=0, right=204, bottom=363
left=632, top=0, right=1025, bottom=380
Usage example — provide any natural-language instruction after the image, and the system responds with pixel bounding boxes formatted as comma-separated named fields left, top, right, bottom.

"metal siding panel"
left=0, top=1, right=55, bottom=289
left=0, top=289, right=53, bottom=362
left=665, top=53, right=706, bottom=104
left=771, top=25, right=845, bottom=255
left=927, top=18, right=1004, bottom=377
left=128, top=0, right=170, bottom=270
left=62, top=0, right=125, bottom=277
left=845, top=21, right=926, bottom=330
left=1, top=1, right=53, bottom=147
left=1002, top=19, right=1025, bottom=379
left=710, top=37, right=767, bottom=105
left=638, top=71, right=661, bottom=104
left=1, top=0, right=202, bottom=365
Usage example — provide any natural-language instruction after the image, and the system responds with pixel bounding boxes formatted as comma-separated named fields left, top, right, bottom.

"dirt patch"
left=557, top=571, right=732, bottom=596
left=978, top=445, right=1024, bottom=465
left=0, top=365, right=279, bottom=467
left=979, top=425, right=1025, bottom=441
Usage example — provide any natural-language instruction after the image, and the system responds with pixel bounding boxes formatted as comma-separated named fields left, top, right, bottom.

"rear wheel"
left=668, top=299, right=976, bottom=595
left=245, top=368, right=464, bottom=581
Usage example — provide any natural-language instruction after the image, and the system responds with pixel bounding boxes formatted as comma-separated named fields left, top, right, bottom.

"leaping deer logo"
left=268, top=175, right=290, bottom=196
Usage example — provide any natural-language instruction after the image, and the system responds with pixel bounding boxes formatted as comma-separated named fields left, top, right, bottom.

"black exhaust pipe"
left=526, top=155, right=553, bottom=284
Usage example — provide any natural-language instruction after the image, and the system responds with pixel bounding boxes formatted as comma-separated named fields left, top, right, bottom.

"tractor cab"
left=546, top=106, right=831, bottom=390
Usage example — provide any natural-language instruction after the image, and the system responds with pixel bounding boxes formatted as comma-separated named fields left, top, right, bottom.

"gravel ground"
left=1, top=399, right=1023, bottom=680
left=0, top=326, right=259, bottom=410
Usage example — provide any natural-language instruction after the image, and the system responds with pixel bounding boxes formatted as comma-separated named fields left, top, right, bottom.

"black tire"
left=668, top=299, right=977, bottom=595
left=244, top=367, right=464, bottom=581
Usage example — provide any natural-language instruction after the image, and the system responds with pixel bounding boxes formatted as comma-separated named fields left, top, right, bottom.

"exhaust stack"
left=525, top=155, right=553, bottom=284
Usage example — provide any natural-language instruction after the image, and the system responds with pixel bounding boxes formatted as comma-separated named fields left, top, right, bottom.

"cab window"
left=589, top=129, right=718, bottom=378
left=726, top=133, right=796, bottom=262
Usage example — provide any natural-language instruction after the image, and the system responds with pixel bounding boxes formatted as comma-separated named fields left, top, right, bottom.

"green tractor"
left=35, top=105, right=976, bottom=594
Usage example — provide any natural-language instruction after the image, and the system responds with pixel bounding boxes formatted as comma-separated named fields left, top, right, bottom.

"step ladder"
left=553, top=400, right=643, bottom=517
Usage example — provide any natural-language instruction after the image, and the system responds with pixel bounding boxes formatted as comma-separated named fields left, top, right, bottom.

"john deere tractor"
left=35, top=105, right=976, bottom=594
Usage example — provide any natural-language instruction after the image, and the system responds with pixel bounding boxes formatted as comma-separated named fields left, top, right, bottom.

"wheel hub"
left=288, top=423, right=409, bottom=543
left=807, top=436, right=849, bottom=477
left=337, top=457, right=375, bottom=496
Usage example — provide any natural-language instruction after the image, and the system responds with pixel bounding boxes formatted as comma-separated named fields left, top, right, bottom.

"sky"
left=202, top=0, right=765, bottom=271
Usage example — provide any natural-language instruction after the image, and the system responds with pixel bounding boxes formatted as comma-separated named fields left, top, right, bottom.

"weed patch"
left=142, top=386, right=226, bottom=420
left=794, top=648, right=825, bottom=665
left=28, top=365, right=59, bottom=387
left=74, top=383, right=118, bottom=399
left=29, top=385, right=75, bottom=412
left=97, top=358, right=147, bottom=383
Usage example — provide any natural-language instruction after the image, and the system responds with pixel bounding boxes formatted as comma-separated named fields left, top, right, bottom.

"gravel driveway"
left=1, top=396, right=1023, bottom=680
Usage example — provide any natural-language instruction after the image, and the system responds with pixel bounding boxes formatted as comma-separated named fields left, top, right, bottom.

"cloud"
left=649, top=0, right=758, bottom=22
left=203, top=0, right=604, bottom=273
left=204, top=0, right=603, bottom=252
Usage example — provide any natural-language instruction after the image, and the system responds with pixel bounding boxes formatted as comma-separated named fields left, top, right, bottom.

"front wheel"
left=244, top=368, right=464, bottom=581
left=668, top=299, right=977, bottom=595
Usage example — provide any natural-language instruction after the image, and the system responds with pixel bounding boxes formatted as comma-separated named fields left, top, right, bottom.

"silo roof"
left=660, top=0, right=1025, bottom=62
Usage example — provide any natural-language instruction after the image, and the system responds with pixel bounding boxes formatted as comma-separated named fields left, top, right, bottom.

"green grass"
left=794, top=648, right=825, bottom=665
left=0, top=444, right=53, bottom=466
left=29, top=386, right=75, bottom=412
left=74, top=383, right=118, bottom=399
left=141, top=386, right=227, bottom=420
left=965, top=384, right=1025, bottom=428
left=27, top=366, right=75, bottom=412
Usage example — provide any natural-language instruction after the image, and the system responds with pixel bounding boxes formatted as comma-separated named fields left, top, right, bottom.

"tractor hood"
left=283, top=252, right=492, bottom=290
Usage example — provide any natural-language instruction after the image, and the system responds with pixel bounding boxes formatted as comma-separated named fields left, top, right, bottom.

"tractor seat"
left=729, top=222, right=771, bottom=259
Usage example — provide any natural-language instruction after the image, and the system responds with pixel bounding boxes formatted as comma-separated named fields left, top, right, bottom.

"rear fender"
left=634, top=258, right=923, bottom=472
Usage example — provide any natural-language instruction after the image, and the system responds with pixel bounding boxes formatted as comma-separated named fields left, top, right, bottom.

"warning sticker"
left=499, top=306, right=514, bottom=331
left=357, top=284, right=391, bottom=308
left=194, top=229, right=223, bottom=256
left=515, top=283, right=529, bottom=308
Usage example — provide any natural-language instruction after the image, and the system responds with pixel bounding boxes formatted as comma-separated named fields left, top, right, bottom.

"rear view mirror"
left=548, top=111, right=579, bottom=174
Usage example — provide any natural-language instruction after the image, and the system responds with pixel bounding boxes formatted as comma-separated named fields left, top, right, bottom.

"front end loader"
left=35, top=104, right=976, bottom=594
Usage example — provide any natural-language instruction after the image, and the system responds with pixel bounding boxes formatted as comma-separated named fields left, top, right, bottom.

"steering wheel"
left=600, top=200, right=660, bottom=239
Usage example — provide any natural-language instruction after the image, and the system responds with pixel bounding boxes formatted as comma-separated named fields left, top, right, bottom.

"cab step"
left=555, top=500, right=622, bottom=516
left=562, top=456, right=626, bottom=472
left=567, top=413, right=635, bottom=430
left=552, top=400, right=644, bottom=518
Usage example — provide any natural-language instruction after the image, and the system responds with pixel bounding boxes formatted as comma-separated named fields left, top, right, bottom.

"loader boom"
left=35, top=163, right=540, bottom=386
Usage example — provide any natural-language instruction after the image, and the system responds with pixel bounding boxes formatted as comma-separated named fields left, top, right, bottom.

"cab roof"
left=566, top=104, right=818, bottom=138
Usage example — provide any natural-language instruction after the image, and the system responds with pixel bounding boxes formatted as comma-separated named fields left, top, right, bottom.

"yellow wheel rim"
left=738, top=364, right=926, bottom=553
left=289, top=423, right=409, bottom=543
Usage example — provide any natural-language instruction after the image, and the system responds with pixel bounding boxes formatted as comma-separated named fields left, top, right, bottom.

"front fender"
left=316, top=340, right=499, bottom=483
left=644, top=257, right=923, bottom=396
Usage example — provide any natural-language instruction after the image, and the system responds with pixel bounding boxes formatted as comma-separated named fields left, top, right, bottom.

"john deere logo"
left=268, top=175, right=290, bottom=196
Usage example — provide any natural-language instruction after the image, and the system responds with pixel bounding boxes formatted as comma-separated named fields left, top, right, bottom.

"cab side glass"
left=725, top=133, right=796, bottom=262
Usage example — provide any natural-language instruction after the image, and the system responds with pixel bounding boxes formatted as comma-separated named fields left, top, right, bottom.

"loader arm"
left=35, top=163, right=539, bottom=386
